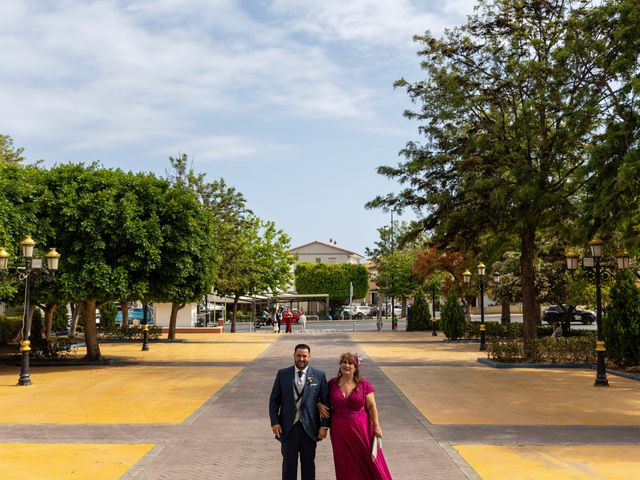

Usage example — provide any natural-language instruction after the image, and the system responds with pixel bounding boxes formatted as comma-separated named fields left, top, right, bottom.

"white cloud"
left=157, top=135, right=293, bottom=164
left=0, top=0, right=476, bottom=163
left=269, top=0, right=472, bottom=46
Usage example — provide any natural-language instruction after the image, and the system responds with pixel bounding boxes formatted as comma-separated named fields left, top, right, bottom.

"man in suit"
left=269, top=343, right=329, bottom=480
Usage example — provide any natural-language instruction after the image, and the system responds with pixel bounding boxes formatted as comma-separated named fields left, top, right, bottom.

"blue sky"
left=0, top=0, right=476, bottom=256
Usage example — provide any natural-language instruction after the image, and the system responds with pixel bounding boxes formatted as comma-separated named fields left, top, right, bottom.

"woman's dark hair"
left=336, top=352, right=361, bottom=386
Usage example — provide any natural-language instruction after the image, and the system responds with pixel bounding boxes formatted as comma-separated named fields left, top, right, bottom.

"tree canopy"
left=367, top=0, right=639, bottom=339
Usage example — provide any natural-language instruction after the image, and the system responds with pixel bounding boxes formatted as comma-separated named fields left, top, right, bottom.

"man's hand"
left=317, top=427, right=328, bottom=441
left=317, top=403, right=330, bottom=419
left=272, top=424, right=282, bottom=439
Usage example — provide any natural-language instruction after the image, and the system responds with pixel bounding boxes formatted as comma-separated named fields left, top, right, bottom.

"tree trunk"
left=26, top=304, right=36, bottom=339
left=44, top=303, right=59, bottom=340
left=501, top=302, right=511, bottom=325
left=231, top=295, right=240, bottom=333
left=168, top=302, right=185, bottom=340
left=521, top=227, right=538, bottom=341
left=251, top=297, right=257, bottom=325
left=120, top=301, right=129, bottom=333
left=81, top=300, right=104, bottom=361
left=70, top=303, right=79, bottom=337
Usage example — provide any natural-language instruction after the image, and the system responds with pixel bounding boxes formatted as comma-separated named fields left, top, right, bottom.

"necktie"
left=294, top=371, right=304, bottom=423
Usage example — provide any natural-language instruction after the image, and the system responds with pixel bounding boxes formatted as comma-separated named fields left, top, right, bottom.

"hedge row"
left=0, top=316, right=22, bottom=344
left=487, top=337, right=596, bottom=364
left=462, top=322, right=596, bottom=340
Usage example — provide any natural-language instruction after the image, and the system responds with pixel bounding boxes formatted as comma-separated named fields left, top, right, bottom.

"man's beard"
left=295, top=359, right=309, bottom=369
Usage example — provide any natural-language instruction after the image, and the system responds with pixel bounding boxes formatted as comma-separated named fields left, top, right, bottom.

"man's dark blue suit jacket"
left=269, top=365, right=330, bottom=441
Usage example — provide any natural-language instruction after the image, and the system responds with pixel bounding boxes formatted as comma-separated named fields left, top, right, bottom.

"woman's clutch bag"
left=371, top=436, right=381, bottom=461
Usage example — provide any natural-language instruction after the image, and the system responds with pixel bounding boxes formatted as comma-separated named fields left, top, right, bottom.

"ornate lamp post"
left=141, top=302, right=150, bottom=351
left=431, top=283, right=438, bottom=336
left=565, top=237, right=629, bottom=387
left=464, top=262, right=488, bottom=351
left=0, top=236, right=61, bottom=386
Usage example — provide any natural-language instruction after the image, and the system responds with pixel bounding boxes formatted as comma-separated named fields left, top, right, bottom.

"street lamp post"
left=0, top=236, right=61, bottom=386
left=566, top=237, right=629, bottom=387
left=141, top=301, right=150, bottom=351
left=464, top=262, right=487, bottom=351
left=431, top=284, right=438, bottom=336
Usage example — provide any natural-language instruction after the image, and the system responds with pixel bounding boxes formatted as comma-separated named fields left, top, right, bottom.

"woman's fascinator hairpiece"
left=354, top=353, right=362, bottom=368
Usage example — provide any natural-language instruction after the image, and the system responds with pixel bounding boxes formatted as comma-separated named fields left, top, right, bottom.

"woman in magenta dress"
left=325, top=352, right=393, bottom=479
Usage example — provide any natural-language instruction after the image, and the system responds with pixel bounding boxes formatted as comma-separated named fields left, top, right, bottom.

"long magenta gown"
left=329, top=378, right=393, bottom=479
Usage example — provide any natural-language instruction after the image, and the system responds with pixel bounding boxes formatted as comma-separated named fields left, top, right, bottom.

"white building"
left=289, top=240, right=364, bottom=265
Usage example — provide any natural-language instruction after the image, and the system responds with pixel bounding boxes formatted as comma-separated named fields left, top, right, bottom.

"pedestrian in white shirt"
left=299, top=311, right=307, bottom=333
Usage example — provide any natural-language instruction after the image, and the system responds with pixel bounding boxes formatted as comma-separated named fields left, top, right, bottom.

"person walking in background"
left=276, top=305, right=284, bottom=333
left=273, top=306, right=280, bottom=333
left=299, top=311, right=307, bottom=333
left=269, top=344, right=330, bottom=480
left=322, top=352, right=393, bottom=479
left=284, top=308, right=294, bottom=333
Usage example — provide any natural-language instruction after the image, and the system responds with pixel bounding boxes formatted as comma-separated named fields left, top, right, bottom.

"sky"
left=0, top=0, right=478, bottom=257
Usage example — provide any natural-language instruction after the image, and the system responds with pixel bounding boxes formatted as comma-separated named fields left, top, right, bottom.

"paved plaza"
left=0, top=330, right=639, bottom=479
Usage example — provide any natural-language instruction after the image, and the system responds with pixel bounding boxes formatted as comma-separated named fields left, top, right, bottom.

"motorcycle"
left=254, top=314, right=274, bottom=329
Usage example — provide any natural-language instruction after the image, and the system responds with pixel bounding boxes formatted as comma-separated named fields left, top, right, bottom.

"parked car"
left=339, top=305, right=371, bottom=319
left=542, top=304, right=596, bottom=325
left=370, top=304, right=403, bottom=317
left=290, top=308, right=303, bottom=324
left=116, top=305, right=154, bottom=325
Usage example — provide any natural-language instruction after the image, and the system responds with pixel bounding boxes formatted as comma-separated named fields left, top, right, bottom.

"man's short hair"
left=294, top=343, right=311, bottom=353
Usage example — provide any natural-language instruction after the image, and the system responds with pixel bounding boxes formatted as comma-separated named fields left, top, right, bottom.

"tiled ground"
left=0, top=330, right=638, bottom=479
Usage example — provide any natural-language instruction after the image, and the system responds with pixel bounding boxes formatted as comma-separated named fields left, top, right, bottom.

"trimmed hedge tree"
left=294, top=262, right=369, bottom=311
left=441, top=288, right=465, bottom=340
left=604, top=270, right=640, bottom=366
left=407, top=289, right=431, bottom=331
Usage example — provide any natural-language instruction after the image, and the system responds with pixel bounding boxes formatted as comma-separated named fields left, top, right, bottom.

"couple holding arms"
left=269, top=343, right=393, bottom=479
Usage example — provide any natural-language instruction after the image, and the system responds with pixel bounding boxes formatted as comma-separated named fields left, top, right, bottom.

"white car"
left=340, top=305, right=371, bottom=319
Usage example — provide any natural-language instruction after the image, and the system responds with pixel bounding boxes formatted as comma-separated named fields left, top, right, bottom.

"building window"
left=328, top=257, right=337, bottom=263
left=315, top=257, right=322, bottom=262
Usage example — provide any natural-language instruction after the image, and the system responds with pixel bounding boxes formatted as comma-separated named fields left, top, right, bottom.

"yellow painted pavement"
left=382, top=365, right=640, bottom=425
left=99, top=335, right=273, bottom=363
left=350, top=332, right=640, bottom=425
left=0, top=333, right=275, bottom=424
left=177, top=332, right=275, bottom=343
left=454, top=445, right=640, bottom=480
left=0, top=365, right=240, bottom=423
left=0, top=443, right=154, bottom=480
left=352, top=332, right=480, bottom=363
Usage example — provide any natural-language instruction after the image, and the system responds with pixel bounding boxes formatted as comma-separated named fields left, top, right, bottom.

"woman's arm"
left=365, top=392, right=383, bottom=438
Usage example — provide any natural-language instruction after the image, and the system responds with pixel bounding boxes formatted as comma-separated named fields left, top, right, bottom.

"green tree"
left=407, top=288, right=431, bottom=331
left=153, top=183, right=217, bottom=339
left=216, top=216, right=293, bottom=332
left=0, top=163, right=43, bottom=301
left=376, top=247, right=422, bottom=310
left=368, top=0, right=624, bottom=340
left=295, top=263, right=369, bottom=312
left=99, top=302, right=118, bottom=332
left=604, top=270, right=640, bottom=366
left=441, top=288, right=465, bottom=340
left=40, top=164, right=134, bottom=360
left=582, top=0, right=640, bottom=241
left=0, top=134, right=25, bottom=164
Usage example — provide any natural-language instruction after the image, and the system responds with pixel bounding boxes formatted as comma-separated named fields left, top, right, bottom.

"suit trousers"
left=281, top=422, right=317, bottom=480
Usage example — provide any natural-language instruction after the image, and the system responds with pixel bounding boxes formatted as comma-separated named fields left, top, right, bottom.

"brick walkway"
left=127, top=333, right=472, bottom=479
left=1, top=333, right=639, bottom=479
